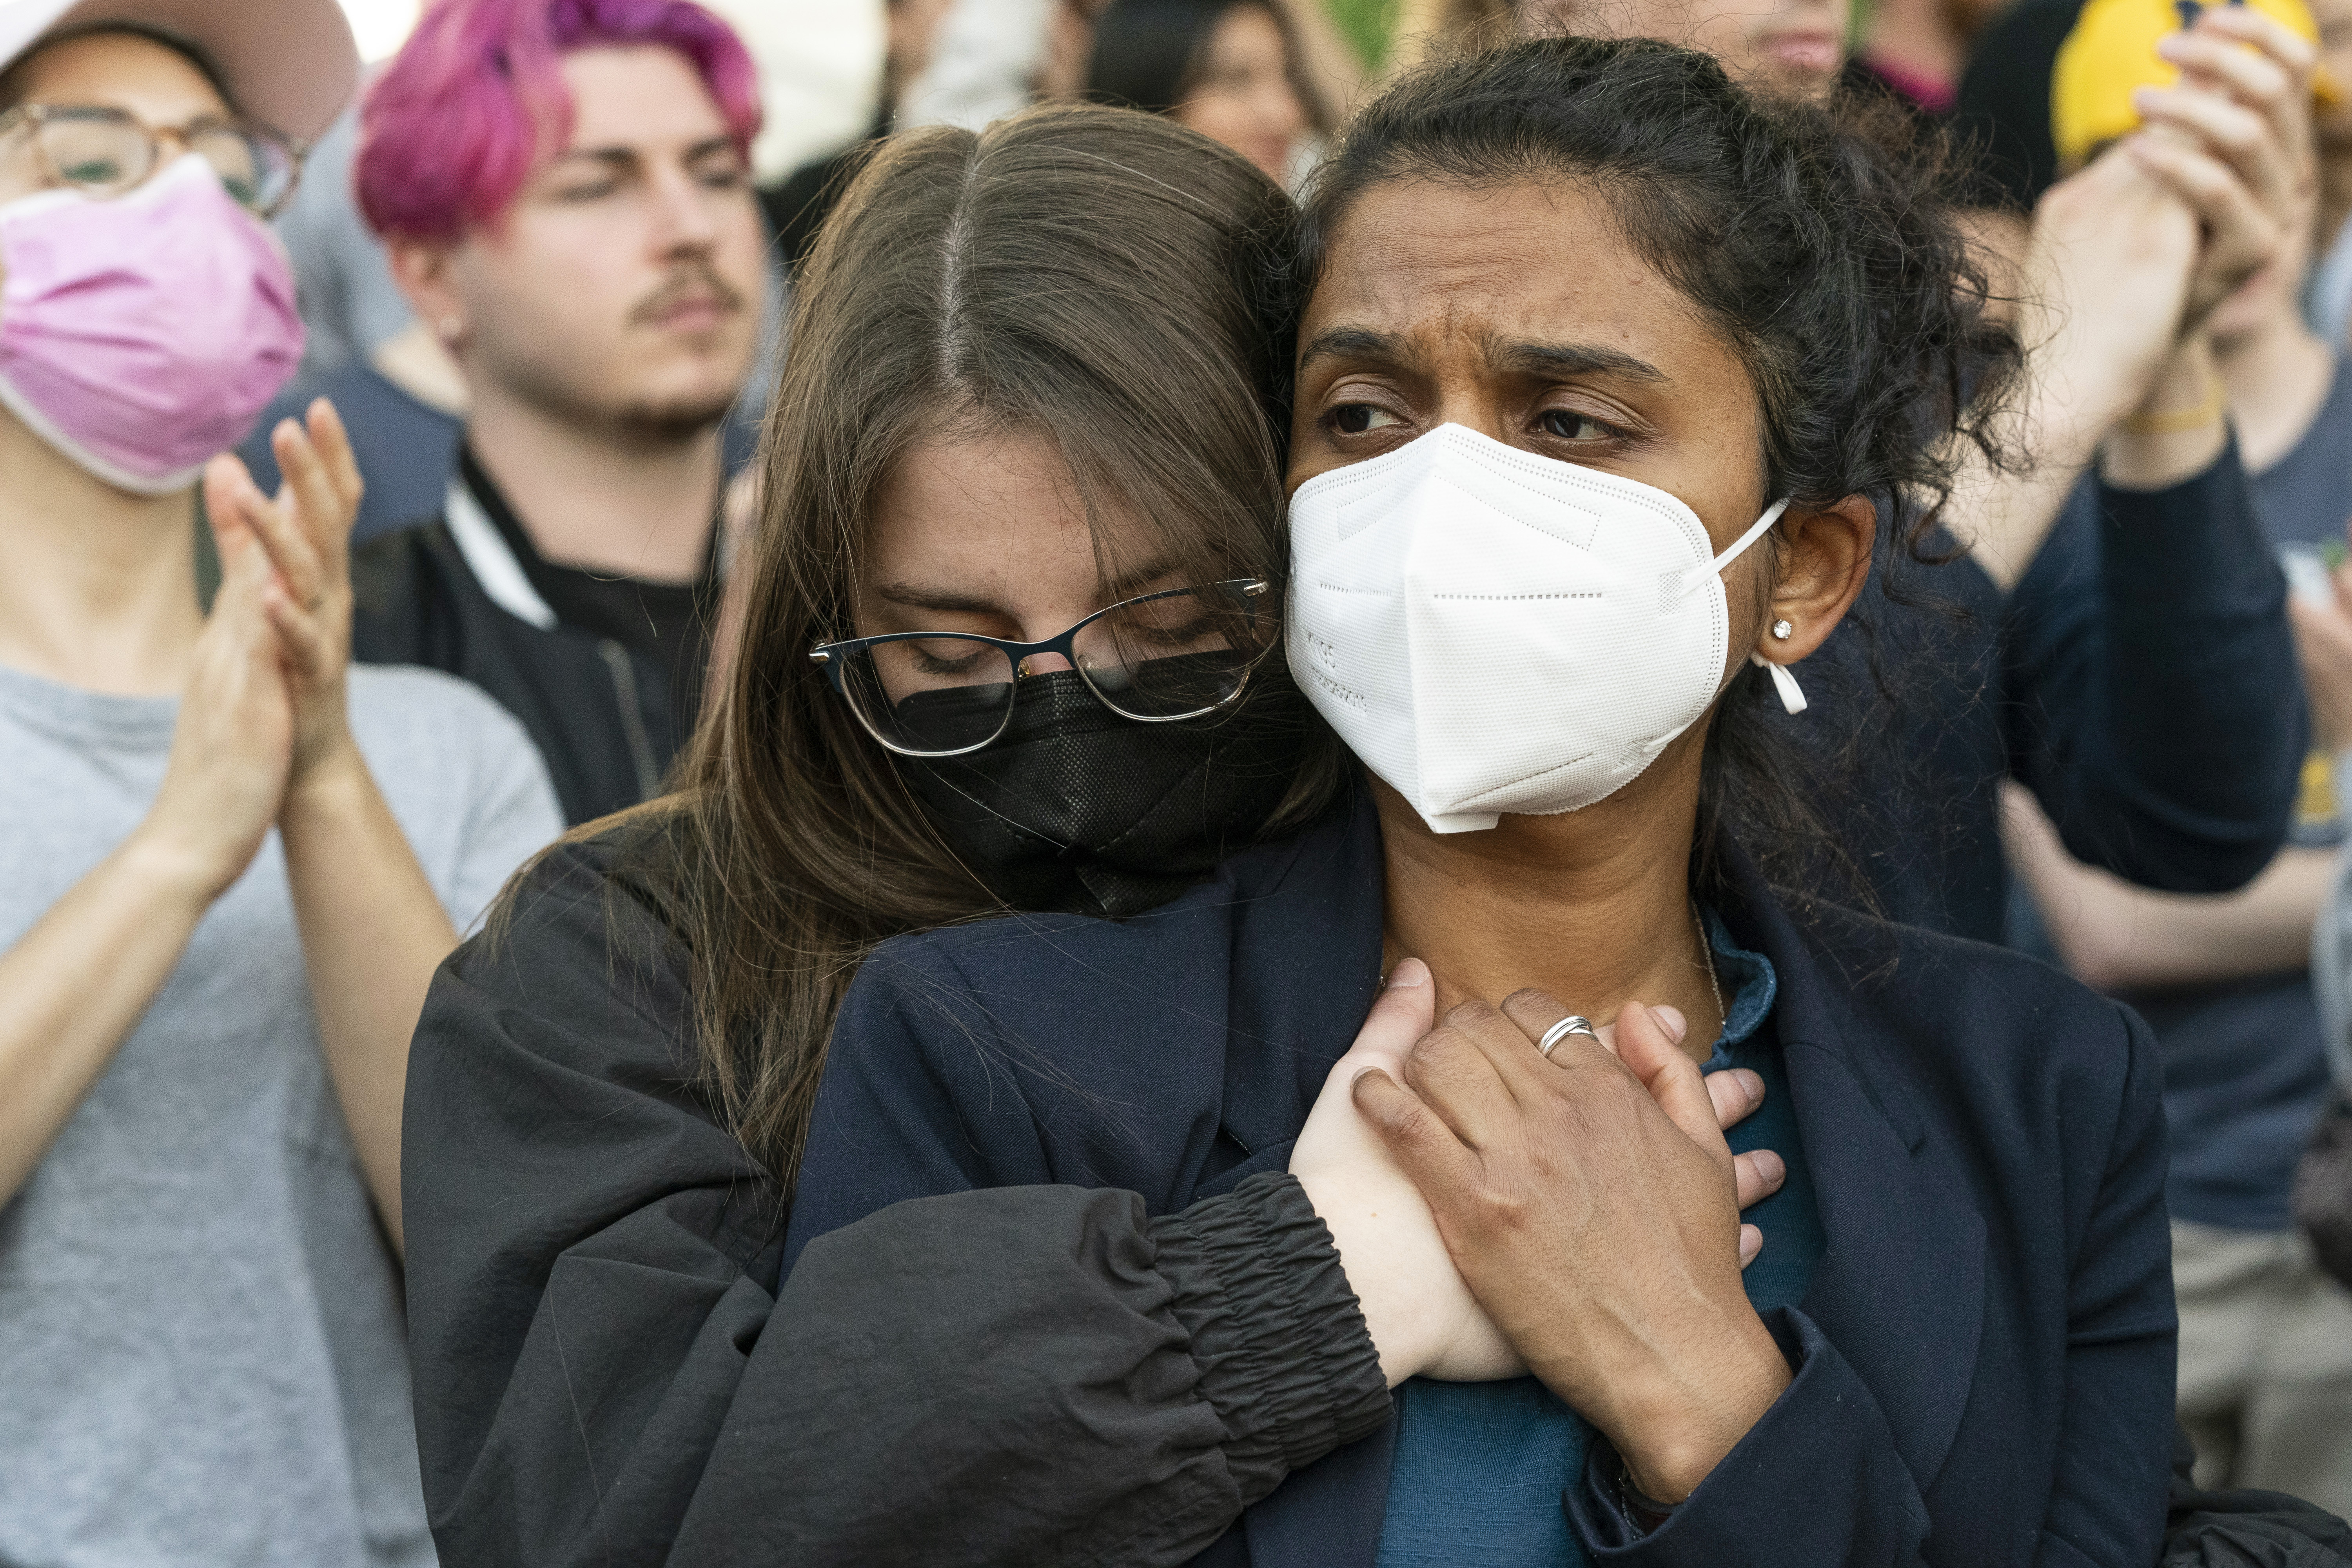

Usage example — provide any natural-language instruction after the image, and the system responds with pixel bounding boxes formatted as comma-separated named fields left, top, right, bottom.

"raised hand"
left=2127, top=3, right=2316, bottom=324
left=200, top=397, right=366, bottom=792
left=1351, top=990, right=1791, bottom=1503
left=2027, top=140, right=2203, bottom=433
left=131, top=533, right=294, bottom=902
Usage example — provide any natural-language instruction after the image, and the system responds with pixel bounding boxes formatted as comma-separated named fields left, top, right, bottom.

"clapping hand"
left=2128, top=3, right=2317, bottom=325
left=200, top=398, right=366, bottom=795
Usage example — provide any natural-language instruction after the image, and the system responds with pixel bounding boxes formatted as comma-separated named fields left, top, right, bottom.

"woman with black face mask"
left=402, top=101, right=1784, bottom=1567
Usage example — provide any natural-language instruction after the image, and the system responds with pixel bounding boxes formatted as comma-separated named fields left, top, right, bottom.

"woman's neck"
left=2215, top=304, right=2337, bottom=474
left=1373, top=743, right=1725, bottom=1063
left=0, top=408, right=205, bottom=695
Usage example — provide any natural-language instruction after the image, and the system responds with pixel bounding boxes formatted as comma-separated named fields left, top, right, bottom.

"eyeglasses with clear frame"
left=810, top=578, right=1276, bottom=758
left=0, top=103, right=307, bottom=216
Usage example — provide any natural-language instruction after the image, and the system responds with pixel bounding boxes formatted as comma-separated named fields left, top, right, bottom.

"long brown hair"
left=617, top=103, right=1343, bottom=1188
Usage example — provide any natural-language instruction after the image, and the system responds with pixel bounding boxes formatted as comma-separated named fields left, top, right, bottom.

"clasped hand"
left=1291, top=961, right=1792, bottom=1504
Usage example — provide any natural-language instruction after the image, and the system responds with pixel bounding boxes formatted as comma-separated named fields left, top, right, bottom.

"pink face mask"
left=0, top=155, right=306, bottom=494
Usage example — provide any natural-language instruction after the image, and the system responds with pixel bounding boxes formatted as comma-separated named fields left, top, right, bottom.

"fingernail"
left=1652, top=1004, right=1688, bottom=1043
left=1734, top=1067, right=1766, bottom=1108
left=1740, top=1227, right=1762, bottom=1267
left=1753, top=1149, right=1786, bottom=1187
left=1385, top=958, right=1429, bottom=989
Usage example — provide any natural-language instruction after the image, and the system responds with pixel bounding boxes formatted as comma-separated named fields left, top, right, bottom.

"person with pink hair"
left=348, top=0, right=771, bottom=825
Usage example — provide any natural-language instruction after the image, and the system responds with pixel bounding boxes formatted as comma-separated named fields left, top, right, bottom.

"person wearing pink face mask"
left=0, top=3, right=562, bottom=1564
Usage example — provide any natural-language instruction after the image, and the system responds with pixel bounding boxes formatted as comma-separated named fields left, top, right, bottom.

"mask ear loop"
left=1748, top=652, right=1808, bottom=715
left=1690, top=499, right=1809, bottom=716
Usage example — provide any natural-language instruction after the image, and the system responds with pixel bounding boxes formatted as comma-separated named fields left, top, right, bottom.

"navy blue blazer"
left=784, top=787, right=2178, bottom=1566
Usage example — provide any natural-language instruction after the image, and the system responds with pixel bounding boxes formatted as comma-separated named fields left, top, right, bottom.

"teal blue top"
left=1374, top=913, right=1824, bottom=1564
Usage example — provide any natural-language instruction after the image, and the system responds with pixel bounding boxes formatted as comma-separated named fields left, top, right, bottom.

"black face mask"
left=896, top=661, right=1318, bottom=918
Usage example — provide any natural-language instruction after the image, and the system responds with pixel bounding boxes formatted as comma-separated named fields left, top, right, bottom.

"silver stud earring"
left=1771, top=618, right=1793, bottom=640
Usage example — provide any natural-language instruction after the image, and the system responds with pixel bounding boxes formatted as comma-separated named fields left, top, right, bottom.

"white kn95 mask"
left=1286, top=422, right=1802, bottom=835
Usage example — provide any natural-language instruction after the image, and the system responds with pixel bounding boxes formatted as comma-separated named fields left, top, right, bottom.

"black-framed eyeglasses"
left=0, top=103, right=306, bottom=217
left=810, top=578, right=1274, bottom=758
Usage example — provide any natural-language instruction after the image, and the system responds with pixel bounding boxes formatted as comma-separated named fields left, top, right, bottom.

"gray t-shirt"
left=0, top=661, right=563, bottom=1567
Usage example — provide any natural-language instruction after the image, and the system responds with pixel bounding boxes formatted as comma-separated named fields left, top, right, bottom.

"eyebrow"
left=547, top=147, right=637, bottom=174
left=1297, top=324, right=1666, bottom=385
left=1492, top=339, right=1666, bottom=384
left=870, top=583, right=1005, bottom=617
left=1098, top=552, right=1189, bottom=603
left=546, top=136, right=740, bottom=172
left=869, top=553, right=1191, bottom=626
left=1296, top=326, right=1399, bottom=373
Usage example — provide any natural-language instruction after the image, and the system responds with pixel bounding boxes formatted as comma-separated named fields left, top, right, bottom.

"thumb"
left=1348, top=958, right=1433, bottom=1074
left=204, top=541, right=287, bottom=676
left=206, top=528, right=270, bottom=620
left=1617, top=1001, right=1735, bottom=1181
left=202, top=453, right=270, bottom=572
left=1304, top=960, right=1434, bottom=1127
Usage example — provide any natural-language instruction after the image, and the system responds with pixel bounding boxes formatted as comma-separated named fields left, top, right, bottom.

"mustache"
left=631, top=263, right=748, bottom=326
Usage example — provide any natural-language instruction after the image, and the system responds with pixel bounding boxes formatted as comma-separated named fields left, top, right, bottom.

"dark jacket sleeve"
left=2163, top=1424, right=2352, bottom=1566
left=403, top=842, right=1390, bottom=1568
left=2005, top=448, right=2305, bottom=894
left=1567, top=1001, right=2178, bottom=1566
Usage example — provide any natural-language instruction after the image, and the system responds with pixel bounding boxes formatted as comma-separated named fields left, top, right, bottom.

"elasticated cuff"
left=1150, top=1170, right=1392, bottom=1507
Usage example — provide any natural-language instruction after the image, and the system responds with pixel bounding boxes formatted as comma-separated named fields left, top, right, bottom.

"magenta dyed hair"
left=355, top=0, right=762, bottom=242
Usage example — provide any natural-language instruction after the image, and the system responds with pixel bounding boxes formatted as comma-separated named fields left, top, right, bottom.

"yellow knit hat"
left=2052, top=0, right=2340, bottom=169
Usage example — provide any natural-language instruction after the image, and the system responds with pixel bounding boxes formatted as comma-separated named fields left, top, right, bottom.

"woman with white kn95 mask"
left=781, top=35, right=2182, bottom=1567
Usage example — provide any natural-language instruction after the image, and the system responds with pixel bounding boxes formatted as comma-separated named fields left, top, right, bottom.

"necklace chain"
left=1691, top=900, right=1725, bottom=1033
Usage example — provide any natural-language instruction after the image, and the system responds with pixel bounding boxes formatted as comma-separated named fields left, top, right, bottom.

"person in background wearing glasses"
left=0, top=2, right=564, bottom=1565
left=345, top=0, right=771, bottom=827
left=397, top=102, right=1788, bottom=1565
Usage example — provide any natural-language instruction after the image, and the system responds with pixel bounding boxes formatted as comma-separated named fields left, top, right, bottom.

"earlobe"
left=1759, top=494, right=1875, bottom=665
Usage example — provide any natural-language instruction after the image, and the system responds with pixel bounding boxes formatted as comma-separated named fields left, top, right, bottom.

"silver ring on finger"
left=1537, top=1015, right=1597, bottom=1060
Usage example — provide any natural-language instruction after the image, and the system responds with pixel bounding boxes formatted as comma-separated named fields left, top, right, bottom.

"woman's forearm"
left=2005, top=784, right=2331, bottom=991
left=0, top=834, right=212, bottom=1204
left=279, top=742, right=457, bottom=1254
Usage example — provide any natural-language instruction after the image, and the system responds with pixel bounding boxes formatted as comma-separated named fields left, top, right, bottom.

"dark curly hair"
left=1294, top=34, right=2024, bottom=917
